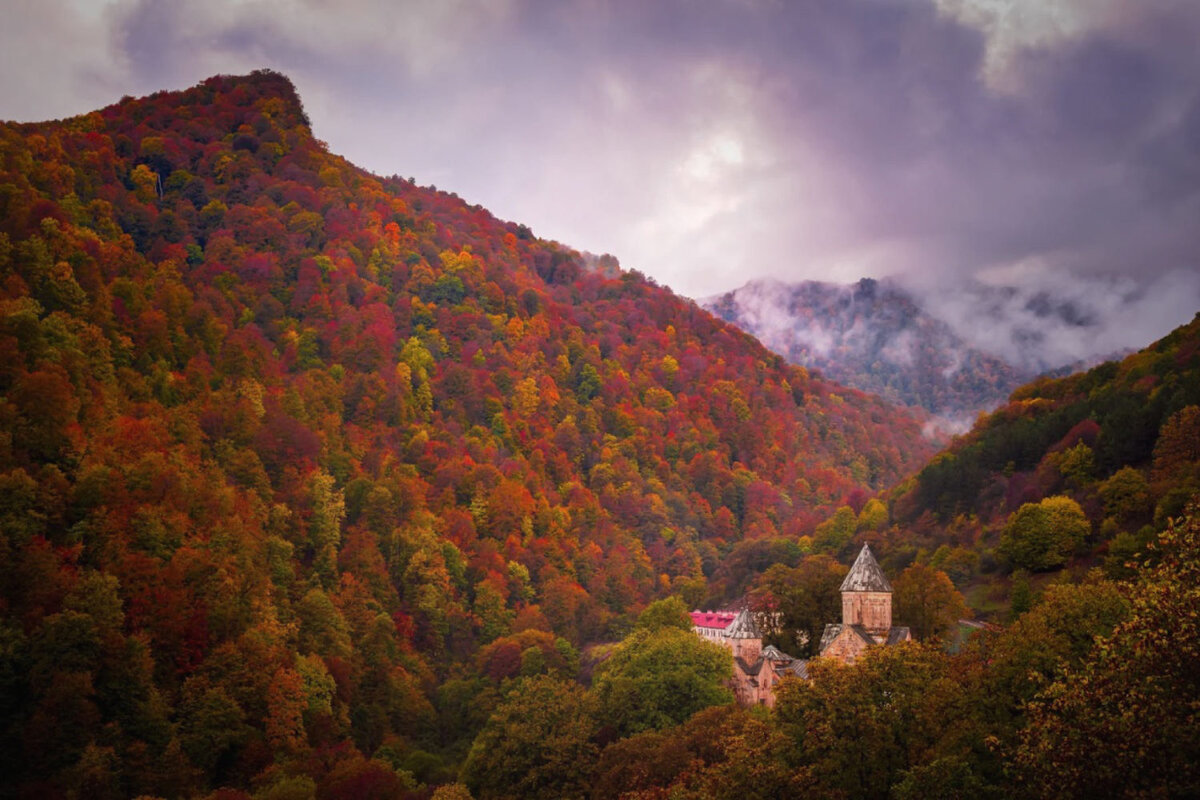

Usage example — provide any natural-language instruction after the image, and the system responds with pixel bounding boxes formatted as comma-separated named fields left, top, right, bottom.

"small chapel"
left=690, top=543, right=910, bottom=706
left=818, top=543, right=911, bottom=664
left=690, top=607, right=808, bottom=706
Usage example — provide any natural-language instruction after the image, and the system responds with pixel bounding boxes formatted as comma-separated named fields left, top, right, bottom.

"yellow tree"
left=999, top=496, right=1089, bottom=571
left=894, top=564, right=968, bottom=641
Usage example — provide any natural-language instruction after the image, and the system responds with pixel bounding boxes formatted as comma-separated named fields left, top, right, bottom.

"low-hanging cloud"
left=905, top=268, right=1200, bottom=371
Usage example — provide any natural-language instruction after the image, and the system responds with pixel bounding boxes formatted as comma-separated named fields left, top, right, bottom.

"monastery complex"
left=690, top=544, right=911, bottom=706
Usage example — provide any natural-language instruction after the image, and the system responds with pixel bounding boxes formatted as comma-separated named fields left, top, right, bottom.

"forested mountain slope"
left=859, top=311, right=1200, bottom=584
left=0, top=70, right=933, bottom=796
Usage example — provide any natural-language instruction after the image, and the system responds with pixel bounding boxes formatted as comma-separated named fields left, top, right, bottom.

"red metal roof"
left=690, top=610, right=737, bottom=630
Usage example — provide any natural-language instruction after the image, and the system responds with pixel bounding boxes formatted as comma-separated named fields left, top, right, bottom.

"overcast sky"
left=3, top=0, right=1199, bottom=346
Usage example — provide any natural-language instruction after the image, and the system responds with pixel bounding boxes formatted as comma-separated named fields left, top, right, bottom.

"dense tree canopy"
left=750, top=555, right=846, bottom=657
left=999, top=496, right=1090, bottom=571
left=775, top=642, right=971, bottom=800
left=461, top=676, right=597, bottom=800
left=1014, top=507, right=1200, bottom=798
left=590, top=627, right=733, bottom=738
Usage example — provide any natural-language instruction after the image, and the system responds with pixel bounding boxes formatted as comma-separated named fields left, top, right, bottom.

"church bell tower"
left=840, top=543, right=893, bottom=635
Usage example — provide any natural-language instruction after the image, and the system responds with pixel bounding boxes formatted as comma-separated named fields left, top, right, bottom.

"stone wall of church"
left=842, top=590, right=892, bottom=632
left=732, top=636, right=761, bottom=664
left=822, top=629, right=869, bottom=665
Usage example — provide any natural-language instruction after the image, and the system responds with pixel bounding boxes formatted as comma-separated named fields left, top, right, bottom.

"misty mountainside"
left=0, top=71, right=938, bottom=797
left=895, top=309, right=1200, bottom=533
left=703, top=277, right=1036, bottom=426
left=921, top=272, right=1199, bottom=376
left=833, top=309, right=1200, bottom=594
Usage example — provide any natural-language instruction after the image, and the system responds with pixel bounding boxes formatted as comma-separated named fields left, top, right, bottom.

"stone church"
left=818, top=543, right=911, bottom=663
left=691, top=543, right=910, bottom=706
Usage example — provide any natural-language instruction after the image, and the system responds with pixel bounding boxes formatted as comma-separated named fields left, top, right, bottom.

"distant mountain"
left=703, top=277, right=1034, bottom=427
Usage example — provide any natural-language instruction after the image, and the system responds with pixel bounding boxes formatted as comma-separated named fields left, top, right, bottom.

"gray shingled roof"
left=760, top=645, right=791, bottom=662
left=848, top=624, right=878, bottom=645
left=786, top=660, right=809, bottom=679
left=840, top=543, right=892, bottom=593
left=725, top=608, right=762, bottom=639
left=820, top=622, right=908, bottom=654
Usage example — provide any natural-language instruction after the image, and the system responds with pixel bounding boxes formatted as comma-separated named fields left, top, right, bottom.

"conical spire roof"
left=840, top=543, right=892, bottom=592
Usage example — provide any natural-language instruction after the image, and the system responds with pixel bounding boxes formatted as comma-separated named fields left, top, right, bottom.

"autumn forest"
left=1, top=71, right=1198, bottom=799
